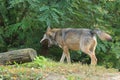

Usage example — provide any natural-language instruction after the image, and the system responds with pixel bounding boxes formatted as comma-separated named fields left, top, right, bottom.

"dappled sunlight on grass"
left=0, top=56, right=119, bottom=80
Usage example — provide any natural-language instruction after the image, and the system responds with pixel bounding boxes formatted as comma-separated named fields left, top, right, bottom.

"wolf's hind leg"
left=81, top=44, right=97, bottom=65
left=83, top=50, right=97, bottom=65
left=80, top=36, right=97, bottom=65
left=89, top=42, right=97, bottom=64
left=89, top=53, right=97, bottom=65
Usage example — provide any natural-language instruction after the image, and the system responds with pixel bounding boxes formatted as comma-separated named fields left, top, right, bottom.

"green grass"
left=0, top=56, right=119, bottom=80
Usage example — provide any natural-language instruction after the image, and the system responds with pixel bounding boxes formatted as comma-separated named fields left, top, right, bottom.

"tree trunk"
left=0, top=48, right=37, bottom=65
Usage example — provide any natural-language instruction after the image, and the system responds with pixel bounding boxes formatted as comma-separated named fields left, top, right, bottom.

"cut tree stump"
left=0, top=48, right=37, bottom=65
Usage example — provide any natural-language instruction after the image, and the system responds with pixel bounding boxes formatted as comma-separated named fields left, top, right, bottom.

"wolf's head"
left=40, top=27, right=59, bottom=47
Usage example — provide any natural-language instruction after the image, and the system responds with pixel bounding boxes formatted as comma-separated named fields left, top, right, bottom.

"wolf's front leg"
left=63, top=46, right=71, bottom=63
left=60, top=52, right=65, bottom=63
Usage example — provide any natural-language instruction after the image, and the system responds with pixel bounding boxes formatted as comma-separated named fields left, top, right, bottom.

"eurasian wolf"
left=40, top=27, right=112, bottom=65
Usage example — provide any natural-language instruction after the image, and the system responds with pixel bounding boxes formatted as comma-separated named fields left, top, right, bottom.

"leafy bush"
left=0, top=0, right=120, bottom=70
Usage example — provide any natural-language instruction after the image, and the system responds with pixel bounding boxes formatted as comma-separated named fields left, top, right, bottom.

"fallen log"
left=0, top=48, right=37, bottom=65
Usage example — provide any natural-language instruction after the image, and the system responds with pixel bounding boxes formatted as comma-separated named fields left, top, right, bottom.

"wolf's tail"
left=93, top=29, right=112, bottom=41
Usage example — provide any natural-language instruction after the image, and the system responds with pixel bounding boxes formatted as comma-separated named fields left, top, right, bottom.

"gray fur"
left=40, top=28, right=112, bottom=65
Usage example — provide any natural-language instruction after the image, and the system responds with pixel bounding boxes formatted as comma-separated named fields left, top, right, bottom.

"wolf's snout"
left=40, top=39, right=44, bottom=43
left=40, top=34, right=47, bottom=43
left=40, top=38, right=44, bottom=43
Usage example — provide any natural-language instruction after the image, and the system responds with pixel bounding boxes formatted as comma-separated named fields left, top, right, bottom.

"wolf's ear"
left=47, top=26, right=51, bottom=31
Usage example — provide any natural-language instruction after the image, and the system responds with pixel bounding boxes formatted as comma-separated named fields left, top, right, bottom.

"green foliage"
left=33, top=56, right=47, bottom=68
left=0, top=0, right=120, bottom=69
left=67, top=75, right=81, bottom=80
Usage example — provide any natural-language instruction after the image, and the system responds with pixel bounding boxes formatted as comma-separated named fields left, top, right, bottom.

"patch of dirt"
left=44, top=73, right=67, bottom=80
left=102, top=73, right=120, bottom=80
left=43, top=72, right=120, bottom=80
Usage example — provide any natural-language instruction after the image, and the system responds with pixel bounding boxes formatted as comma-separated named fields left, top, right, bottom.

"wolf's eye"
left=49, top=35, right=53, bottom=39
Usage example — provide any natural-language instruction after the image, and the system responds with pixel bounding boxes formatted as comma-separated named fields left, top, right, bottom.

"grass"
left=0, top=56, right=119, bottom=80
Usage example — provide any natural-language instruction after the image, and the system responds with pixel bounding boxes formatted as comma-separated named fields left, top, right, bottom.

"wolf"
left=40, top=27, right=112, bottom=65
